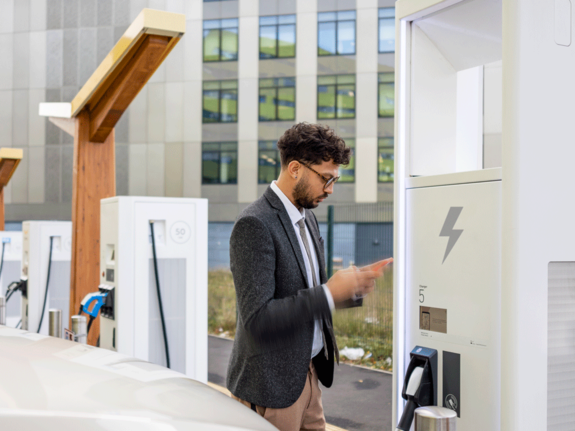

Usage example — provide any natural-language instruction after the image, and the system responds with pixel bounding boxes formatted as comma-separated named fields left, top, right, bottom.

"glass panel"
left=203, top=28, right=221, bottom=62
left=260, top=25, right=277, bottom=59
left=260, top=16, right=278, bottom=25
left=259, top=88, right=277, bottom=121
left=221, top=18, right=238, bottom=28
left=379, top=17, right=395, bottom=53
left=221, top=80, right=238, bottom=89
left=278, top=77, right=295, bottom=87
left=318, top=12, right=336, bottom=22
left=259, top=78, right=275, bottom=88
left=220, top=151, right=237, bottom=184
left=337, top=74, right=355, bottom=84
left=203, top=19, right=221, bottom=29
left=378, top=146, right=394, bottom=182
left=203, top=90, right=220, bottom=123
left=317, top=85, right=336, bottom=119
left=220, top=142, right=237, bottom=151
left=258, top=141, right=277, bottom=150
left=337, top=20, right=356, bottom=55
left=338, top=147, right=355, bottom=182
left=337, top=84, right=355, bottom=118
left=203, top=81, right=220, bottom=90
left=378, top=82, right=395, bottom=117
left=221, top=27, right=238, bottom=61
left=318, top=22, right=336, bottom=56
left=279, top=14, right=296, bottom=24
left=318, top=75, right=336, bottom=85
left=277, top=87, right=295, bottom=121
left=337, top=10, right=356, bottom=20
left=220, top=89, right=238, bottom=122
left=278, top=24, right=296, bottom=57
left=259, top=150, right=279, bottom=184
left=378, top=72, right=394, bottom=83
left=202, top=151, right=219, bottom=184
left=378, top=8, right=395, bottom=18
left=203, top=143, right=220, bottom=151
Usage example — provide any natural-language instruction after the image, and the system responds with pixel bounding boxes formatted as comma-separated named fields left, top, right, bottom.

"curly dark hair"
left=276, top=123, right=351, bottom=167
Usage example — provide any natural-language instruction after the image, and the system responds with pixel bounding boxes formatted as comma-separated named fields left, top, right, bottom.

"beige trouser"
left=232, top=360, right=326, bottom=431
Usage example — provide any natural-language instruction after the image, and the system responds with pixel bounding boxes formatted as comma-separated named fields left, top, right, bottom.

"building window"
left=203, top=19, right=238, bottom=62
left=260, top=15, right=296, bottom=59
left=202, top=142, right=238, bottom=184
left=318, top=11, right=356, bottom=56
left=258, top=141, right=281, bottom=184
left=259, top=78, right=296, bottom=121
left=378, top=73, right=394, bottom=117
left=203, top=80, right=238, bottom=123
left=378, top=8, right=395, bottom=53
left=378, top=138, right=394, bottom=182
left=317, top=75, right=356, bottom=119
left=338, top=139, right=355, bottom=183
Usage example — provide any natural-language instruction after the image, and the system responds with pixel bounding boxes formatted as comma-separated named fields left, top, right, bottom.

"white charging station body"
left=20, top=221, right=72, bottom=335
left=0, top=231, right=22, bottom=326
left=99, top=196, right=208, bottom=383
left=394, top=0, right=575, bottom=429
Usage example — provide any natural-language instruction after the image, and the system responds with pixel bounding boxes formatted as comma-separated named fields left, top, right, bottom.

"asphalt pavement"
left=208, top=335, right=394, bottom=431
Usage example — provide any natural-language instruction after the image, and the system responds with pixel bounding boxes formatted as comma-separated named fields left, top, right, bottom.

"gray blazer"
left=226, top=186, right=360, bottom=409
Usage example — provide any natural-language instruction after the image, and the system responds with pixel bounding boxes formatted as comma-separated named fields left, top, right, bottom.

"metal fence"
left=321, top=202, right=394, bottom=368
left=207, top=202, right=395, bottom=369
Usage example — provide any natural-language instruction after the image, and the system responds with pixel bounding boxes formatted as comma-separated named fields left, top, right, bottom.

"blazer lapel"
left=264, top=187, right=309, bottom=286
left=305, top=213, right=328, bottom=284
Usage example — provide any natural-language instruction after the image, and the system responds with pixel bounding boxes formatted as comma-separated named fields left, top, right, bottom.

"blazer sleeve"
left=230, top=215, right=332, bottom=345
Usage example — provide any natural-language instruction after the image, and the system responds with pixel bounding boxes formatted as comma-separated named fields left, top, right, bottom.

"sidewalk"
left=208, top=335, right=393, bottom=431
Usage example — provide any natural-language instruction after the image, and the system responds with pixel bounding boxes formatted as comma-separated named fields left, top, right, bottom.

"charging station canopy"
left=38, top=9, right=185, bottom=346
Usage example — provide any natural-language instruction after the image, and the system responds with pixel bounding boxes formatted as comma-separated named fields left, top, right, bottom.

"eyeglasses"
left=300, top=163, right=340, bottom=189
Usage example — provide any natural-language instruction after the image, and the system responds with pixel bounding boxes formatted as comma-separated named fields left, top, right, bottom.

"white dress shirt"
left=270, top=181, right=335, bottom=358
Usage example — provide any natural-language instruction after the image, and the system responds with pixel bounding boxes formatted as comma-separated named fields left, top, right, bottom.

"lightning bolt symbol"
left=440, top=207, right=464, bottom=264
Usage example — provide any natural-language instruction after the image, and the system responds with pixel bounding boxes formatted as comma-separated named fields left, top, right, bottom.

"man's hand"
left=326, top=264, right=384, bottom=303
left=360, top=257, right=393, bottom=274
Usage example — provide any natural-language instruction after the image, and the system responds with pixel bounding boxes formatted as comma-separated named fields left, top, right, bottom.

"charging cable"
left=150, top=221, right=170, bottom=369
left=396, top=366, right=424, bottom=431
left=78, top=291, right=109, bottom=336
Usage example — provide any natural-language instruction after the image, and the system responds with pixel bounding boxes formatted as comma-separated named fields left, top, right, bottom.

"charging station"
left=0, top=231, right=22, bottom=326
left=394, top=0, right=575, bottom=429
left=20, top=221, right=72, bottom=335
left=99, top=196, right=208, bottom=383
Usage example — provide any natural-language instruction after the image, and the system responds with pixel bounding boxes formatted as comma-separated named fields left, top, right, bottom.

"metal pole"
left=0, top=296, right=5, bottom=326
left=414, top=406, right=457, bottom=431
left=48, top=309, right=62, bottom=338
left=327, top=205, right=334, bottom=278
left=71, top=315, right=87, bottom=344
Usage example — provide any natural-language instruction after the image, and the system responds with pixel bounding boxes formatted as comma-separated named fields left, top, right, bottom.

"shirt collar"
left=270, top=181, right=305, bottom=226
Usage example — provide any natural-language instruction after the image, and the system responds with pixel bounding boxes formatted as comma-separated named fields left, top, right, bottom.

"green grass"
left=208, top=269, right=394, bottom=372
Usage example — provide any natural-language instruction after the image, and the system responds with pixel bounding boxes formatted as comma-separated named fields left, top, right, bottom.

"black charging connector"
left=396, top=346, right=438, bottom=431
left=98, top=285, right=115, bottom=319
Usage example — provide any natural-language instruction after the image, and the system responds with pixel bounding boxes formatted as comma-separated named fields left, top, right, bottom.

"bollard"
left=0, top=296, right=5, bottom=326
left=48, top=309, right=62, bottom=338
left=415, top=406, right=457, bottom=431
left=71, top=315, right=87, bottom=344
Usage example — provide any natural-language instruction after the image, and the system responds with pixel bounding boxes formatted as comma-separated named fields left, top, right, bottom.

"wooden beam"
left=0, top=188, right=4, bottom=231
left=0, top=148, right=23, bottom=189
left=69, top=110, right=116, bottom=346
left=49, top=117, right=75, bottom=136
left=89, top=35, right=171, bottom=143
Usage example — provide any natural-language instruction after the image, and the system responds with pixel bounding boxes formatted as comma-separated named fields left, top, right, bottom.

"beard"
left=293, top=177, right=328, bottom=209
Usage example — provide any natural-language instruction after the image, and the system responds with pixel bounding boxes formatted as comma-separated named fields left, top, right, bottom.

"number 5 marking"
left=419, top=289, right=425, bottom=303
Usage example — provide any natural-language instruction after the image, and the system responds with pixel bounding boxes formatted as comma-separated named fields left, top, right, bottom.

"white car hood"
left=0, top=326, right=277, bottom=431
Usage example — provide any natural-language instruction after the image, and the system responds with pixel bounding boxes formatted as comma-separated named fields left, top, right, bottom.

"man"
left=227, top=123, right=392, bottom=431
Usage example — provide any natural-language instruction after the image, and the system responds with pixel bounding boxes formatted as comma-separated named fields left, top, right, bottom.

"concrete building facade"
left=0, top=0, right=396, bottom=223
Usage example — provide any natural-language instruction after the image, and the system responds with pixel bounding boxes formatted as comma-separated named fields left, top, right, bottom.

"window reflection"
left=318, top=11, right=356, bottom=56
left=202, top=142, right=238, bottom=184
left=203, top=19, right=238, bottom=62
left=259, top=15, right=296, bottom=59
left=318, top=75, right=355, bottom=119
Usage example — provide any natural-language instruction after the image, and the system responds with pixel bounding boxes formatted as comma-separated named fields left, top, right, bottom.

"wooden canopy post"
left=39, top=9, right=185, bottom=346
left=0, top=148, right=23, bottom=230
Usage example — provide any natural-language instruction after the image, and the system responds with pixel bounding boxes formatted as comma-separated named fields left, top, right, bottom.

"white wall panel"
left=28, top=89, right=45, bottom=146
left=183, top=142, right=202, bottom=198
left=165, top=82, right=184, bottom=142
left=147, top=143, right=165, bottom=197
left=129, top=144, right=148, bottom=196
left=147, top=83, right=166, bottom=143
left=355, top=137, right=378, bottom=202
left=184, top=81, right=202, bottom=142
left=29, top=32, right=46, bottom=89
left=28, top=146, right=45, bottom=203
